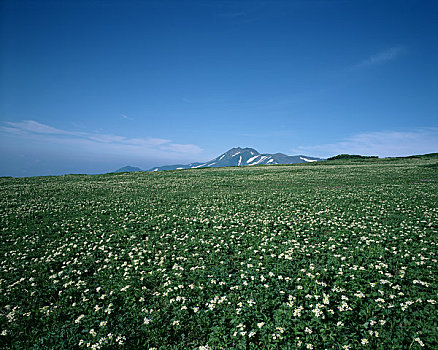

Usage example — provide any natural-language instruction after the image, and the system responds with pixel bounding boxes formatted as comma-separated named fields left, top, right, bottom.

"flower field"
left=1, top=157, right=437, bottom=349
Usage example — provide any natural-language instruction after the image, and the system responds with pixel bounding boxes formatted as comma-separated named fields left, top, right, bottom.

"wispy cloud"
left=5, top=120, right=69, bottom=135
left=161, top=143, right=203, bottom=153
left=121, top=114, right=132, bottom=120
left=351, top=47, right=404, bottom=70
left=1, top=120, right=203, bottom=158
left=292, top=128, right=438, bottom=158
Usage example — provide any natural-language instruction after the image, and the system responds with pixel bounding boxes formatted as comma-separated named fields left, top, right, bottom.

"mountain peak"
left=225, top=147, right=259, bottom=155
left=143, top=147, right=323, bottom=171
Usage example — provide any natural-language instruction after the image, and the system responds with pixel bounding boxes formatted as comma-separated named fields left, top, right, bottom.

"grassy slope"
left=0, top=157, right=437, bottom=349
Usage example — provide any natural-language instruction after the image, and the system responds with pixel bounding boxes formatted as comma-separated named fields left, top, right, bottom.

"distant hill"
left=325, top=153, right=438, bottom=162
left=113, top=166, right=143, bottom=173
left=147, top=147, right=323, bottom=171
left=396, top=153, right=438, bottom=159
left=327, top=154, right=378, bottom=160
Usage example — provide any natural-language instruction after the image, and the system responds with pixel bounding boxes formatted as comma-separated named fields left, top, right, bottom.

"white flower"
left=354, top=291, right=365, bottom=298
left=75, top=314, right=85, bottom=324
left=276, top=327, right=284, bottom=334
left=415, top=338, right=425, bottom=347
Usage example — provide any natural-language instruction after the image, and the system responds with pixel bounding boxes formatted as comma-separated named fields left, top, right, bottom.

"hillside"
left=1, top=156, right=437, bottom=349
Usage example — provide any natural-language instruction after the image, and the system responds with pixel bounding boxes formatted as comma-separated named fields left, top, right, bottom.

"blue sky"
left=1, top=0, right=437, bottom=176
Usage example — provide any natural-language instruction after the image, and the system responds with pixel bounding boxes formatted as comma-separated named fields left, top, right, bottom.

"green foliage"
left=0, top=158, right=437, bottom=349
left=421, top=163, right=438, bottom=168
left=327, top=154, right=378, bottom=160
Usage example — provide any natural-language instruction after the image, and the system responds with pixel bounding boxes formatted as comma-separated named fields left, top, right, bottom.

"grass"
left=0, top=157, right=437, bottom=349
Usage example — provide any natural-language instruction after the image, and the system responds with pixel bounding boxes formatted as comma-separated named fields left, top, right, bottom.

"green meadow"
left=1, top=157, right=437, bottom=349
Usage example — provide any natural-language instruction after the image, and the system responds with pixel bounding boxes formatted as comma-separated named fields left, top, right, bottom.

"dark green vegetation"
left=1, top=157, right=437, bottom=349
left=327, top=154, right=378, bottom=160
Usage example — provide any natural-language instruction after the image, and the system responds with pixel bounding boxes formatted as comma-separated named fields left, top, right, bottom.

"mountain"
left=114, top=166, right=143, bottom=173
left=148, top=147, right=323, bottom=171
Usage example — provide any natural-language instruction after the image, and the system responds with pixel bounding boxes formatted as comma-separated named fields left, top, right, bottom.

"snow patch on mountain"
left=193, top=163, right=208, bottom=168
left=300, top=157, right=317, bottom=162
left=254, top=155, right=268, bottom=165
left=247, top=155, right=258, bottom=163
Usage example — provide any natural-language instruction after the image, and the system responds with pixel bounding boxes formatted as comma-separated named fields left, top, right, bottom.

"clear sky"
left=1, top=0, right=437, bottom=177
